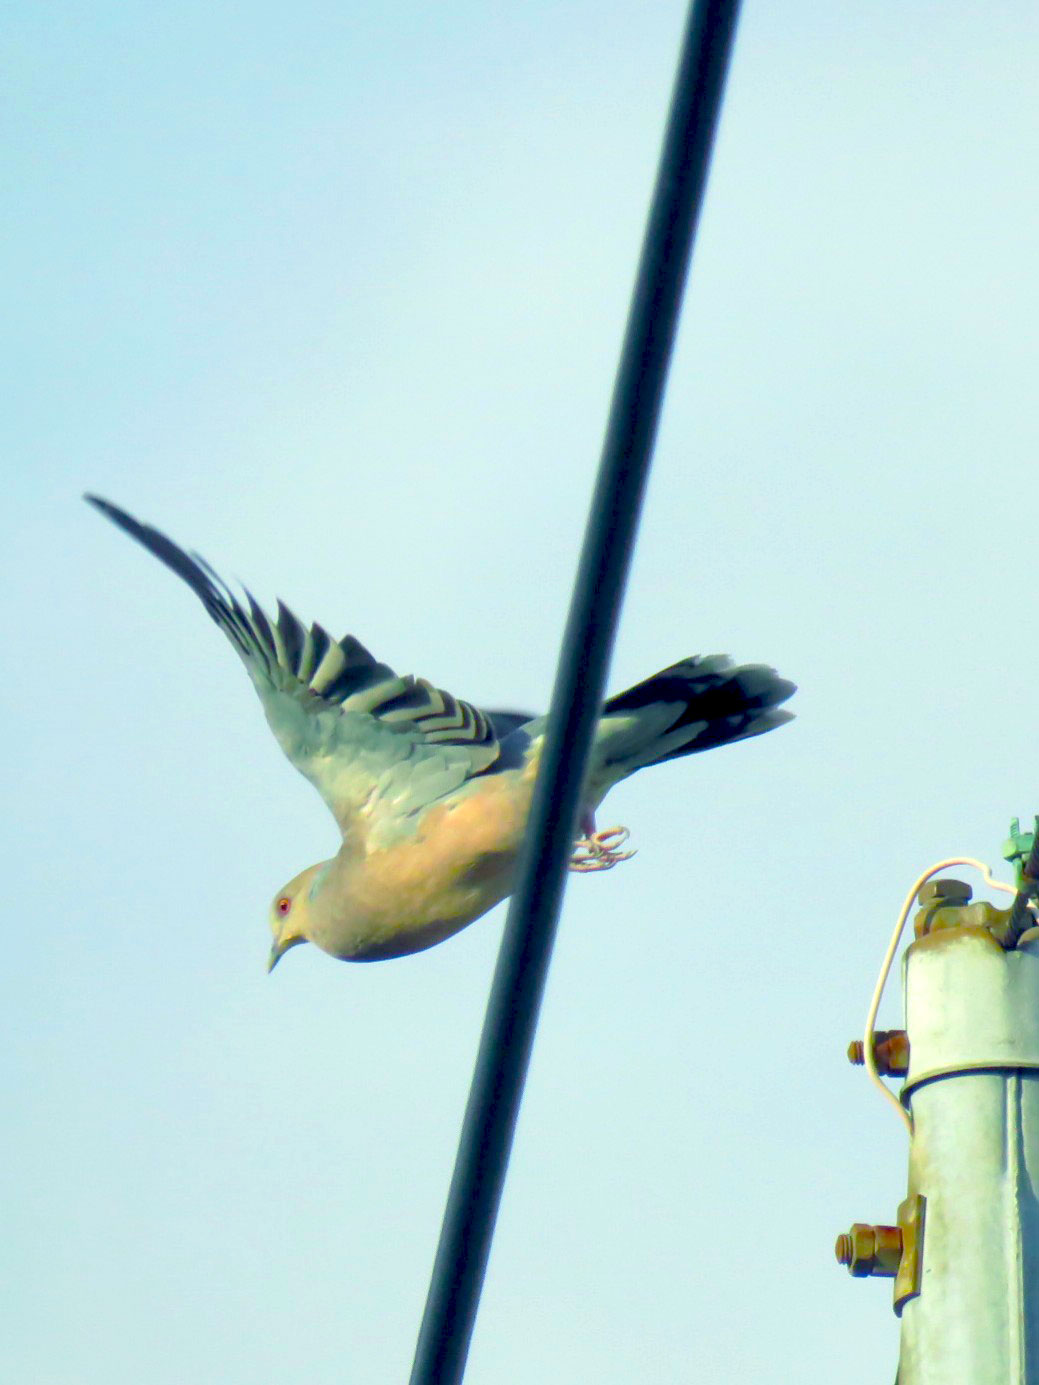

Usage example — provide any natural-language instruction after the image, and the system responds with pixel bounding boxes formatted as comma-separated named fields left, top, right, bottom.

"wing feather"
left=86, top=496, right=510, bottom=831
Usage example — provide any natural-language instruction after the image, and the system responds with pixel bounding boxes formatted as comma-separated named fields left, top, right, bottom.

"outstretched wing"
left=86, top=496, right=513, bottom=836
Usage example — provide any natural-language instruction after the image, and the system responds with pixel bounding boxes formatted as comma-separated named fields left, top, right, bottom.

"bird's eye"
left=277, top=897, right=292, bottom=916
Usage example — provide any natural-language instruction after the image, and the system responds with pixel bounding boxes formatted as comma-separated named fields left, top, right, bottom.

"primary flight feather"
left=87, top=496, right=795, bottom=968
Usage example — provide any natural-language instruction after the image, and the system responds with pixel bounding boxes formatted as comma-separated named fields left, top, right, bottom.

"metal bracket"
left=893, top=1194, right=925, bottom=1317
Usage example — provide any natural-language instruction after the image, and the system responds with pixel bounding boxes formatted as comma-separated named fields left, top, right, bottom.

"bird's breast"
left=329, top=769, right=537, bottom=960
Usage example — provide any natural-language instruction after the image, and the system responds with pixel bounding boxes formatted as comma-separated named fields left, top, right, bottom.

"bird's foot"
left=569, top=826, right=636, bottom=873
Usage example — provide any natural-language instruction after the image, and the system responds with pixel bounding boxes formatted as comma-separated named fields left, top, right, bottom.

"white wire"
left=863, top=857, right=1017, bottom=1133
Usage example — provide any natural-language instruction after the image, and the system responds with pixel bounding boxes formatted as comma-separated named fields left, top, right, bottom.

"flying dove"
left=87, top=496, right=795, bottom=969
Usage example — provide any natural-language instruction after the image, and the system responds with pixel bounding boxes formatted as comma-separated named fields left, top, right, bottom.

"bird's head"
left=267, top=861, right=333, bottom=972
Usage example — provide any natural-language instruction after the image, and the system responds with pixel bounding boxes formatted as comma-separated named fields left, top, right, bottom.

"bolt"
left=846, top=1030, right=909, bottom=1076
left=918, top=878, right=971, bottom=906
left=835, top=1222, right=903, bottom=1278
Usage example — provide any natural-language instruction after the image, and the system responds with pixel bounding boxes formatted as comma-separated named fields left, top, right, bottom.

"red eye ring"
left=277, top=897, right=292, bottom=916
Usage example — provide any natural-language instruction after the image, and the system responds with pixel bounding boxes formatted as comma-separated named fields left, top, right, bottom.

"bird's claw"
left=569, top=825, right=636, bottom=873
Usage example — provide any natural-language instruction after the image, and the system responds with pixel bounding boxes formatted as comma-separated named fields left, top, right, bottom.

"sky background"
left=6, top=3, right=1039, bottom=1382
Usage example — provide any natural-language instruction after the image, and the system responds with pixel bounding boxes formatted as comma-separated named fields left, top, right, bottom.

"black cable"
left=409, top=5, right=743, bottom=1380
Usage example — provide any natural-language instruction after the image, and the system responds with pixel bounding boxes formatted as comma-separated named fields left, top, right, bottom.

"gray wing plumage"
left=483, top=708, right=537, bottom=741
left=86, top=496, right=518, bottom=832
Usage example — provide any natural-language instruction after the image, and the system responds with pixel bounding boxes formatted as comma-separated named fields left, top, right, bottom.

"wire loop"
left=863, top=857, right=1016, bottom=1133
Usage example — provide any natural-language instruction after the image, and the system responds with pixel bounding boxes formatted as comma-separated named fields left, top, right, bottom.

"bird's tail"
left=589, top=655, right=795, bottom=790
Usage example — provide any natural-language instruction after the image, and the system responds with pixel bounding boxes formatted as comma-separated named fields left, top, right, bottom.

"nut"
left=835, top=1222, right=902, bottom=1278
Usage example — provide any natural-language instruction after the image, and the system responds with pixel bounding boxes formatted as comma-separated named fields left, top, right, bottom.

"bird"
left=87, top=496, right=795, bottom=969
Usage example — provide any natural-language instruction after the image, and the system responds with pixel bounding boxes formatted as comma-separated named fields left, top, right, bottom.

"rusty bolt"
left=834, top=1222, right=903, bottom=1278
left=847, top=1029, right=910, bottom=1076
left=917, top=878, right=971, bottom=906
left=915, top=878, right=976, bottom=938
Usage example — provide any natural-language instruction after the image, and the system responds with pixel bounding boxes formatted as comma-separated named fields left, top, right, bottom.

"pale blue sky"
left=6, top=4, right=1039, bottom=1382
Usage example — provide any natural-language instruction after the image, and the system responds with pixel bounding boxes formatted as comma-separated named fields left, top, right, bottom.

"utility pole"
left=840, top=821, right=1039, bottom=1383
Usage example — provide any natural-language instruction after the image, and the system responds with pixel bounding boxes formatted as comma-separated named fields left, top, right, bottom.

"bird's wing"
left=483, top=708, right=537, bottom=741
left=87, top=496, right=520, bottom=838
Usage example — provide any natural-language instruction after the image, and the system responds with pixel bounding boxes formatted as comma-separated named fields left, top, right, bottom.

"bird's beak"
left=267, top=934, right=306, bottom=973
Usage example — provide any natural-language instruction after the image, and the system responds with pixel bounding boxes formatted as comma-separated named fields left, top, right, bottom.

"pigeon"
left=87, top=496, right=795, bottom=967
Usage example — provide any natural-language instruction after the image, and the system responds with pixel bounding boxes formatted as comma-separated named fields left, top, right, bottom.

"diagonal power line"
left=409, top=5, right=743, bottom=1381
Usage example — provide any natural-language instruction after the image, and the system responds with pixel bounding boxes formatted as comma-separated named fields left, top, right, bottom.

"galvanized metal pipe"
left=898, top=929, right=1039, bottom=1381
left=408, top=4, right=743, bottom=1381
